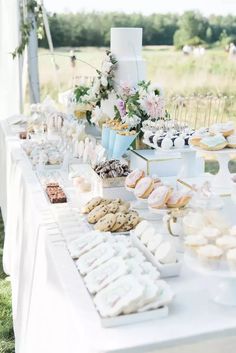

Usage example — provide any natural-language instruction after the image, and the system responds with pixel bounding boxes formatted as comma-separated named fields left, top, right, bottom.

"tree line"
left=39, top=11, right=236, bottom=49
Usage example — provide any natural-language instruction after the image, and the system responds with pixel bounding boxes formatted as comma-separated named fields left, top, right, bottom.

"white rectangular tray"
left=130, top=231, right=182, bottom=278
left=100, top=305, right=168, bottom=328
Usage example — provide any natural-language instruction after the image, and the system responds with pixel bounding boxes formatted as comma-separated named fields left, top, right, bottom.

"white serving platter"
left=131, top=231, right=182, bottom=278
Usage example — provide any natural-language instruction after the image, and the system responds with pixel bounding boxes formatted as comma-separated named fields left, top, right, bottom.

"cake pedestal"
left=185, top=254, right=236, bottom=306
left=194, top=148, right=235, bottom=195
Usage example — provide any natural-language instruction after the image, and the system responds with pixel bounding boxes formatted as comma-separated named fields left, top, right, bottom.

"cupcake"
left=226, top=249, right=236, bottom=271
left=197, top=244, right=223, bottom=270
left=229, top=225, right=236, bottom=237
left=199, top=226, right=221, bottom=243
left=184, top=235, right=208, bottom=256
left=216, top=235, right=236, bottom=251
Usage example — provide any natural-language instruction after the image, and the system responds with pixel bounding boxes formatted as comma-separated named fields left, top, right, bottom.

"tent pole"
left=27, top=0, right=40, bottom=103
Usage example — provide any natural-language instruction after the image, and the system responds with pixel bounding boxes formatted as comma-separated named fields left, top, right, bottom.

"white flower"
left=91, top=78, right=100, bottom=95
left=148, top=83, right=163, bottom=96
left=121, top=114, right=141, bottom=128
left=101, top=61, right=113, bottom=74
left=91, top=106, right=108, bottom=126
left=100, top=75, right=108, bottom=87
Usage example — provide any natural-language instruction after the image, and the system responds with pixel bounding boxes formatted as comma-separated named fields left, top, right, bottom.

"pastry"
left=147, top=233, right=163, bottom=253
left=134, top=176, right=154, bottom=199
left=166, top=190, right=191, bottom=208
left=148, top=185, right=172, bottom=209
left=216, top=235, right=236, bottom=251
left=196, top=244, right=223, bottom=270
left=226, top=249, right=236, bottom=271
left=227, top=134, right=236, bottom=148
left=229, top=225, right=236, bottom=236
left=134, top=220, right=151, bottom=238
left=199, top=226, right=221, bottom=242
left=184, top=235, right=208, bottom=256
left=87, top=205, right=108, bottom=224
left=210, top=121, right=234, bottom=137
left=140, top=227, right=156, bottom=245
left=111, top=213, right=128, bottom=232
left=155, top=241, right=177, bottom=264
left=125, top=169, right=145, bottom=188
left=199, top=134, right=227, bottom=151
left=94, top=213, right=117, bottom=231
left=94, top=160, right=130, bottom=179
left=82, top=197, right=103, bottom=214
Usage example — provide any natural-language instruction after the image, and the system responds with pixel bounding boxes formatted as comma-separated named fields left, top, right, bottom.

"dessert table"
left=1, top=118, right=236, bottom=353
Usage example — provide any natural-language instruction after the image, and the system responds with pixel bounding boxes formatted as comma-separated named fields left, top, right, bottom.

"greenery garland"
left=12, top=0, right=44, bottom=58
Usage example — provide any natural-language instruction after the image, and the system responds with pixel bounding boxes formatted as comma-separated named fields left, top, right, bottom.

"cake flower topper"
left=114, top=80, right=168, bottom=130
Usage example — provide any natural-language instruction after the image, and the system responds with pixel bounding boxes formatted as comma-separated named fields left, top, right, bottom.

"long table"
left=1, top=118, right=236, bottom=353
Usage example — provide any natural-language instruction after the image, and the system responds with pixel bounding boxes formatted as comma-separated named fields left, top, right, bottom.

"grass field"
left=0, top=214, right=14, bottom=353
left=38, top=46, right=236, bottom=97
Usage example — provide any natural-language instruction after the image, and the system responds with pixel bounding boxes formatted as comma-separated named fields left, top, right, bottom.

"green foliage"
left=0, top=214, right=14, bottom=353
left=12, top=0, right=44, bottom=58
left=74, top=85, right=90, bottom=103
left=37, top=11, right=236, bottom=49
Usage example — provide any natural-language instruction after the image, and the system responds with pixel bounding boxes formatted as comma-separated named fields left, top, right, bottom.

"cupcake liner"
left=101, top=125, right=111, bottom=150
left=112, top=133, right=138, bottom=160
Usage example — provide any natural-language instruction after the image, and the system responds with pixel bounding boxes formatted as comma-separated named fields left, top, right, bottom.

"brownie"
left=45, top=183, right=67, bottom=203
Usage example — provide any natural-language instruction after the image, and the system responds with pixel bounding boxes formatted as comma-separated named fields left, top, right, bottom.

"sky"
left=43, top=0, right=236, bottom=16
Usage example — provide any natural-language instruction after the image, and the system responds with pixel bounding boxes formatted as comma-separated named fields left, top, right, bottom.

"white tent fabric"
left=0, top=0, right=22, bottom=118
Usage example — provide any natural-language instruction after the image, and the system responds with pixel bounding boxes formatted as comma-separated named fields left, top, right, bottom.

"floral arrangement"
left=114, top=80, right=170, bottom=130
left=73, top=50, right=117, bottom=123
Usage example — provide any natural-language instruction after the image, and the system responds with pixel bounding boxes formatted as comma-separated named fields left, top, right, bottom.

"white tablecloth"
left=1, top=118, right=236, bottom=353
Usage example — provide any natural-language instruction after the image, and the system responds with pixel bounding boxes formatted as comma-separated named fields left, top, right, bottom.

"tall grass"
left=0, top=214, right=14, bottom=353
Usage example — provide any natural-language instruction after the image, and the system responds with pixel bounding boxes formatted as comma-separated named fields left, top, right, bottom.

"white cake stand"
left=185, top=254, right=236, bottom=306
left=143, top=139, right=198, bottom=178
left=193, top=147, right=235, bottom=194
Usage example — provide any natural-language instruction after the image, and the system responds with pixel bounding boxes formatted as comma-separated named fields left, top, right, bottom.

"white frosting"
left=174, top=136, right=185, bottom=148
left=201, top=134, right=226, bottom=147
left=200, top=226, right=221, bottom=241
left=147, top=233, right=163, bottom=253
left=140, top=227, right=156, bottom=245
left=161, top=137, right=173, bottom=150
left=216, top=235, right=236, bottom=250
left=197, top=244, right=223, bottom=259
left=184, top=235, right=208, bottom=247
left=94, top=274, right=144, bottom=317
left=148, top=185, right=170, bottom=208
left=134, top=176, right=153, bottom=198
left=155, top=241, right=177, bottom=264
left=227, top=134, right=236, bottom=145
left=134, top=220, right=151, bottom=238
left=229, top=225, right=236, bottom=236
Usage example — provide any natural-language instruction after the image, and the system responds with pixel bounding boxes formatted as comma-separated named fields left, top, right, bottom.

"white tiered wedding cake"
left=101, top=27, right=146, bottom=117
left=111, top=27, right=146, bottom=87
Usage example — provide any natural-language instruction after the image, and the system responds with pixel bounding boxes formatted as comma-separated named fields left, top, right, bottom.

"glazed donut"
left=134, top=176, right=154, bottom=199
left=148, top=185, right=172, bottom=209
left=166, top=190, right=191, bottom=208
left=125, top=169, right=145, bottom=188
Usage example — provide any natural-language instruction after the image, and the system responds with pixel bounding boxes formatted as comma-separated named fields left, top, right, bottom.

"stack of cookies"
left=82, top=197, right=140, bottom=233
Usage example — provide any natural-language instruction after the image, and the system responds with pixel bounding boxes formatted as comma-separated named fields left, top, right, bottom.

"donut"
left=166, top=190, right=191, bottom=208
left=199, top=134, right=227, bottom=151
left=148, top=185, right=172, bottom=209
left=125, top=169, right=145, bottom=188
left=134, top=176, right=154, bottom=199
